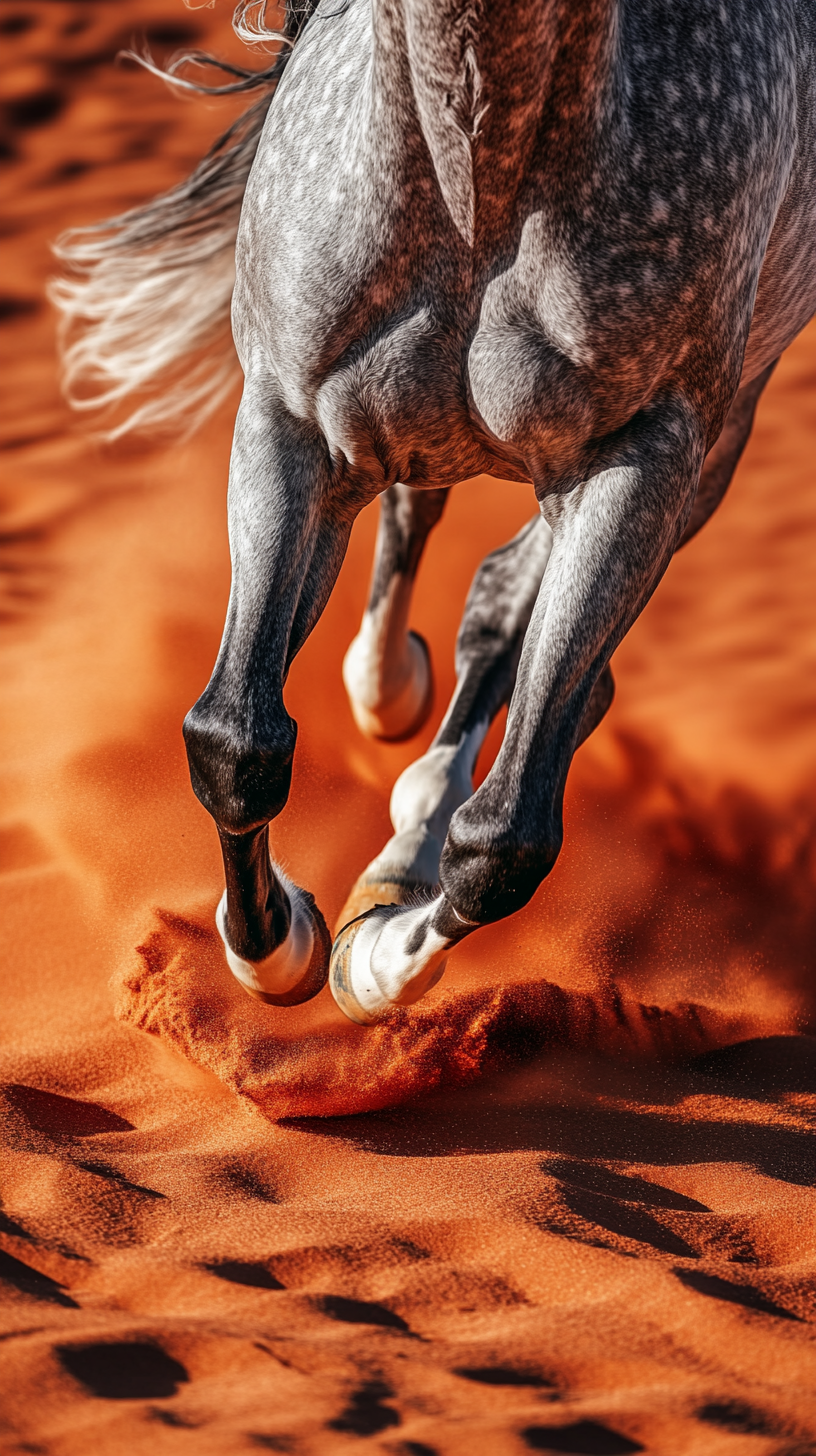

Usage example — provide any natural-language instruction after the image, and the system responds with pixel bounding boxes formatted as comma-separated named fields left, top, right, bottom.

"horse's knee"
left=183, top=692, right=297, bottom=832
left=438, top=815, right=561, bottom=926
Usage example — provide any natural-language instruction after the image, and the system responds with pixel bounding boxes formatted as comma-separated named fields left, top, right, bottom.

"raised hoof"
left=334, top=874, right=426, bottom=936
left=219, top=891, right=332, bottom=1007
left=346, top=631, right=434, bottom=742
left=329, top=903, right=448, bottom=1026
left=329, top=911, right=390, bottom=1026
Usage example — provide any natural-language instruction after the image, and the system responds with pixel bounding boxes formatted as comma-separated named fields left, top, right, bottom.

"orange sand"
left=1, top=3, right=815, bottom=1451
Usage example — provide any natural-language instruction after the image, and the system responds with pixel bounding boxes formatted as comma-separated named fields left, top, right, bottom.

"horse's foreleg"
left=329, top=399, right=705, bottom=1023
left=184, top=383, right=354, bottom=1004
left=343, top=483, right=448, bottom=739
left=335, top=513, right=554, bottom=931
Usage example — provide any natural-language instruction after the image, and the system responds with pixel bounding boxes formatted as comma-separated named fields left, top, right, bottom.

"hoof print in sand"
left=327, top=1379, right=400, bottom=1437
left=0, top=1250, right=79, bottom=1308
left=204, top=1260, right=284, bottom=1291
left=456, top=1365, right=556, bottom=1389
left=695, top=1401, right=781, bottom=1437
left=3, top=1084, right=134, bottom=1144
left=313, top=1293, right=410, bottom=1331
left=113, top=906, right=774, bottom=1119
left=672, top=1268, right=803, bottom=1321
left=56, top=1340, right=189, bottom=1400
left=521, top=1420, right=644, bottom=1453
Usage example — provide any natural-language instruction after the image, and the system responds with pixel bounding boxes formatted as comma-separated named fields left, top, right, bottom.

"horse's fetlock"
left=439, top=830, right=560, bottom=925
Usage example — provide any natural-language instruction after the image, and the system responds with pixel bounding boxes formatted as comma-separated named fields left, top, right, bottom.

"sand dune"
left=1, top=1, right=815, bottom=1451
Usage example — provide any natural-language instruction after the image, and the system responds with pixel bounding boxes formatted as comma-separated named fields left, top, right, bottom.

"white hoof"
left=216, top=874, right=330, bottom=1006
left=343, top=630, right=433, bottom=741
left=329, top=903, right=449, bottom=1026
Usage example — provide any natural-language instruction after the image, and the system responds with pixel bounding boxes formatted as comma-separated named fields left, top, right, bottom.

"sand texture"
left=1, top=3, right=815, bottom=1452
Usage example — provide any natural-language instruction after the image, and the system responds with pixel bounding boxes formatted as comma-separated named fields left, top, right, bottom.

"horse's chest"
left=313, top=310, right=490, bottom=488
left=465, top=275, right=645, bottom=479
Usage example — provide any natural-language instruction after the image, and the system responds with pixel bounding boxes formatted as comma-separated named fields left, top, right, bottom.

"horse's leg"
left=338, top=364, right=775, bottom=931
left=336, top=513, right=558, bottom=926
left=330, top=399, right=704, bottom=1023
left=680, top=359, right=778, bottom=547
left=184, top=380, right=358, bottom=1004
left=343, top=483, right=448, bottom=739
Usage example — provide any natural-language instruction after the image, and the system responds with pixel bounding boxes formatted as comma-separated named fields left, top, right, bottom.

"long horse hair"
left=49, top=1, right=319, bottom=438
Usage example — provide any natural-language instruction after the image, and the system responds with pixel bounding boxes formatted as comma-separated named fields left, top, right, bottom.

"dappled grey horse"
left=54, top=0, right=815, bottom=1024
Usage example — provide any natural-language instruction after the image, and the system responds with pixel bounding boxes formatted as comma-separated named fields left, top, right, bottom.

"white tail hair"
left=50, top=2, right=317, bottom=438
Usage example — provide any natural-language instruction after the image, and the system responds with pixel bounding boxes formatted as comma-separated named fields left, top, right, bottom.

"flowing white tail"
left=49, top=3, right=316, bottom=437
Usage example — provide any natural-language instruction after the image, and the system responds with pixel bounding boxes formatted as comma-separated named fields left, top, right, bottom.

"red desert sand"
left=1, top=3, right=815, bottom=1452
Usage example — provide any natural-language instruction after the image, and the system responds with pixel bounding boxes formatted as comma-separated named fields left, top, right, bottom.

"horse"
left=53, top=0, right=816, bottom=1026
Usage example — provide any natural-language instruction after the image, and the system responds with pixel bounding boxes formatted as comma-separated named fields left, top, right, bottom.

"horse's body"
left=56, top=0, right=816, bottom=1023
left=242, top=0, right=811, bottom=488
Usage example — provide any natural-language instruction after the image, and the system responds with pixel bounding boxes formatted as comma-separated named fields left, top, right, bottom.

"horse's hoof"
left=334, top=874, right=425, bottom=936
left=329, top=911, right=393, bottom=1025
left=344, top=630, right=434, bottom=741
left=329, top=904, right=448, bottom=1026
left=217, top=888, right=331, bottom=1007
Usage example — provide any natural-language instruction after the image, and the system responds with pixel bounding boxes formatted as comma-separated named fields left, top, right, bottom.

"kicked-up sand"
left=1, top=2, right=815, bottom=1452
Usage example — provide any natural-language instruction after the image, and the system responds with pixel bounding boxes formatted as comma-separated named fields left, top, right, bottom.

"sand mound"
left=114, top=905, right=783, bottom=1119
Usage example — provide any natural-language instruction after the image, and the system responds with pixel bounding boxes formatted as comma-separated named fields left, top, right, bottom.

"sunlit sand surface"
left=1, top=2, right=814, bottom=1450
